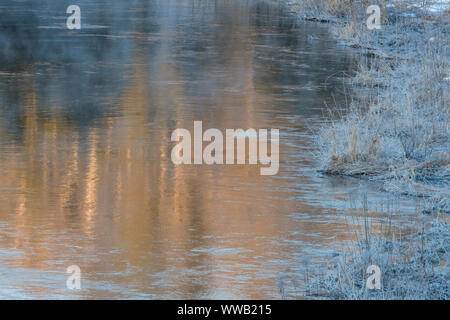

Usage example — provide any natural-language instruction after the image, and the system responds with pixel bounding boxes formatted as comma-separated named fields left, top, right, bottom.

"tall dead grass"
left=310, top=1, right=450, bottom=212
left=308, top=198, right=449, bottom=299
left=285, top=0, right=450, bottom=300
left=291, top=0, right=388, bottom=21
left=277, top=195, right=449, bottom=300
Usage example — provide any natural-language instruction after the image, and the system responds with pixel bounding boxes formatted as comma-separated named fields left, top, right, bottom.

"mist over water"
left=0, top=0, right=419, bottom=299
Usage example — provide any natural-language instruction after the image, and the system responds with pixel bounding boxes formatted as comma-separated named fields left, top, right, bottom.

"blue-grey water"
left=0, top=0, right=419, bottom=299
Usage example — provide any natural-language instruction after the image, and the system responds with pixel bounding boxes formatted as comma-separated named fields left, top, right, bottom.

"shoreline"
left=288, top=0, right=449, bottom=212
left=286, top=0, right=449, bottom=299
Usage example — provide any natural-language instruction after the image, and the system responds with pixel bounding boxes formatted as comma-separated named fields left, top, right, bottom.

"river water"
left=0, top=0, right=418, bottom=299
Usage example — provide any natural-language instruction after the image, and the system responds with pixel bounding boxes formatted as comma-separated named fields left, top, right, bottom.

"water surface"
left=0, top=0, right=418, bottom=299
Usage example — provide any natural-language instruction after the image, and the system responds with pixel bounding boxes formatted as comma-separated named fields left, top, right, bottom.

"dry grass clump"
left=317, top=40, right=449, bottom=207
left=315, top=4, right=449, bottom=210
left=291, top=0, right=388, bottom=22
left=286, top=0, right=450, bottom=300
left=326, top=0, right=354, bottom=18
left=276, top=196, right=449, bottom=300
left=309, top=212, right=449, bottom=299
left=319, top=52, right=448, bottom=169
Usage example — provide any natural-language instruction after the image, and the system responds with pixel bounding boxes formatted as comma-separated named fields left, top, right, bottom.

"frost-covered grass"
left=317, top=47, right=449, bottom=211
left=285, top=0, right=450, bottom=300
left=290, top=0, right=450, bottom=211
left=276, top=196, right=449, bottom=300
left=307, top=208, right=449, bottom=299
left=289, top=0, right=389, bottom=22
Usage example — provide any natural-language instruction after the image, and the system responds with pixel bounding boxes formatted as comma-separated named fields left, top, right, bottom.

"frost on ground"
left=298, top=0, right=450, bottom=213
left=275, top=194, right=450, bottom=300
left=406, top=0, right=450, bottom=14
left=286, top=0, right=450, bottom=300
left=307, top=216, right=449, bottom=299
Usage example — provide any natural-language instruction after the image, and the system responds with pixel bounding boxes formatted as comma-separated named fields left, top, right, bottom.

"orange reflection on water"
left=0, top=0, right=418, bottom=299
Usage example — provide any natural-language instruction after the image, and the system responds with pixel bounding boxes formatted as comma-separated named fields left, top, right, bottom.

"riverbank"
left=305, top=204, right=449, bottom=299
left=287, top=0, right=449, bottom=299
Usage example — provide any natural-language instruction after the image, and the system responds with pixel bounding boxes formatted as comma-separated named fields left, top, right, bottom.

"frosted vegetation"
left=304, top=0, right=449, bottom=213
left=287, top=0, right=449, bottom=299
left=306, top=204, right=449, bottom=299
